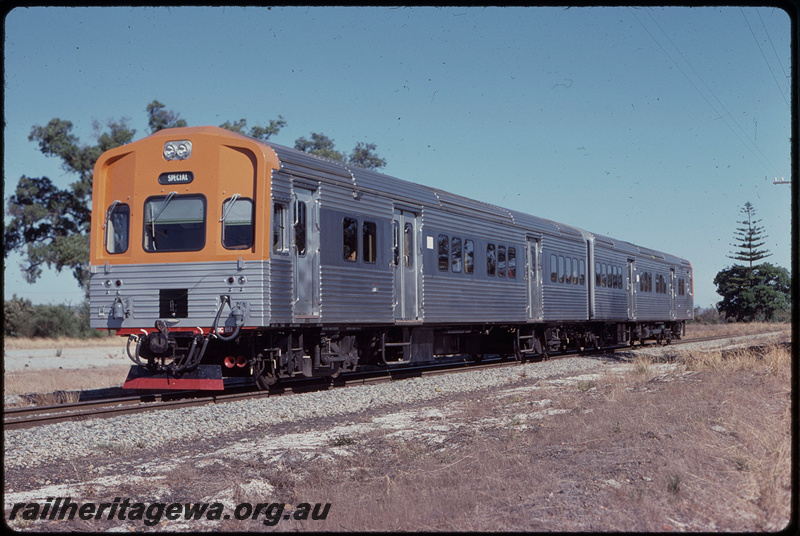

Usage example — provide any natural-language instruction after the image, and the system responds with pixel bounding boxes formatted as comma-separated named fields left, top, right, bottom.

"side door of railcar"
left=526, top=236, right=543, bottom=321
left=392, top=208, right=421, bottom=321
left=626, top=258, right=637, bottom=320
left=669, top=267, right=677, bottom=319
left=293, top=187, right=320, bottom=317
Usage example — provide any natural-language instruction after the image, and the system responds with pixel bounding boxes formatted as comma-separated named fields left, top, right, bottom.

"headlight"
left=163, top=140, right=192, bottom=161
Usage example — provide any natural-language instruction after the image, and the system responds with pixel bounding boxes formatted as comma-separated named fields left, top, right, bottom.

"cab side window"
left=221, top=197, right=254, bottom=249
left=105, top=203, right=130, bottom=254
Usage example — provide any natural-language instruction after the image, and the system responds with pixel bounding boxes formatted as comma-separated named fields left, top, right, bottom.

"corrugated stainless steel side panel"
left=422, top=275, right=527, bottom=323
left=420, top=205, right=528, bottom=323
left=540, top=234, right=589, bottom=321
left=592, top=245, right=630, bottom=321
left=319, top=265, right=394, bottom=323
left=673, top=261, right=694, bottom=320
left=632, top=256, right=671, bottom=321
left=318, top=183, right=392, bottom=219
left=89, top=261, right=267, bottom=330
left=268, top=255, right=293, bottom=323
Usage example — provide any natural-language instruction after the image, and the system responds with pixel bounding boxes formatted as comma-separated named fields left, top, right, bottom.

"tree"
left=728, top=201, right=771, bottom=269
left=349, top=141, right=387, bottom=170
left=4, top=118, right=137, bottom=290
left=714, top=202, right=789, bottom=322
left=147, top=100, right=187, bottom=133
left=294, top=132, right=345, bottom=161
left=714, top=263, right=790, bottom=322
left=219, top=116, right=286, bottom=141
left=6, top=100, right=385, bottom=294
left=294, top=133, right=387, bottom=170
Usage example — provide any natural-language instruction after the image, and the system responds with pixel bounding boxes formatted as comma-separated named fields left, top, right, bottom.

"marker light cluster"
left=163, top=140, right=192, bottom=161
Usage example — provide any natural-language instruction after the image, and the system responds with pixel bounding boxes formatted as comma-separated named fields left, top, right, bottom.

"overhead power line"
left=741, top=7, right=790, bottom=108
left=628, top=7, right=784, bottom=178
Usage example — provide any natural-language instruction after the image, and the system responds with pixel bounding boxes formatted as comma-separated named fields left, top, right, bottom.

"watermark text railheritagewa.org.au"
left=7, top=497, right=331, bottom=527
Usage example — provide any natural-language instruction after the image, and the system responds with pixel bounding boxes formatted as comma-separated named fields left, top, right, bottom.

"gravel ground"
left=4, top=355, right=610, bottom=470
left=3, top=330, right=789, bottom=471
left=3, top=330, right=790, bottom=532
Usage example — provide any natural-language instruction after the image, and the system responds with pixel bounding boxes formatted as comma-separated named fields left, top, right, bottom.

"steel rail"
left=4, top=333, right=788, bottom=431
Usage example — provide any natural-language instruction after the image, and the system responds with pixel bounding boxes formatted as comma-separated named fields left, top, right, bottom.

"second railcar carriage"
left=89, top=126, right=693, bottom=390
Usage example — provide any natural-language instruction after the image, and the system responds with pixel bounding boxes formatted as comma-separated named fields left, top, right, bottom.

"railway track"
left=4, top=333, right=788, bottom=431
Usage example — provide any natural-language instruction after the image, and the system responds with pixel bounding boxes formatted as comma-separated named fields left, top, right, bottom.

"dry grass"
left=4, top=366, right=130, bottom=401
left=3, top=337, right=791, bottom=532
left=685, top=321, right=790, bottom=339
left=273, top=343, right=792, bottom=531
left=4, top=335, right=124, bottom=351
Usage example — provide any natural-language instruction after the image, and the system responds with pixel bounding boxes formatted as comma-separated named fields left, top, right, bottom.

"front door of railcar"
left=626, top=259, right=636, bottom=320
left=526, top=237, right=543, bottom=321
left=293, top=188, right=320, bottom=317
left=392, top=209, right=420, bottom=321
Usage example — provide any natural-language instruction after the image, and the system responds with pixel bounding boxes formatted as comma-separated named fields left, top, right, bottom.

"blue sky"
left=4, top=6, right=793, bottom=309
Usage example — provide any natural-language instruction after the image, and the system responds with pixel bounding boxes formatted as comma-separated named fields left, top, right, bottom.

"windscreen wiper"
left=146, top=191, right=177, bottom=250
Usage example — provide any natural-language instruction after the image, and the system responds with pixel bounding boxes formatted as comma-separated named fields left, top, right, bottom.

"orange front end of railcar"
left=89, top=126, right=280, bottom=389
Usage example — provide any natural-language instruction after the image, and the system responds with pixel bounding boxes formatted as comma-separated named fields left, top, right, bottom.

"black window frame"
left=143, top=194, right=207, bottom=253
left=343, top=217, right=358, bottom=262
left=362, top=221, right=377, bottom=264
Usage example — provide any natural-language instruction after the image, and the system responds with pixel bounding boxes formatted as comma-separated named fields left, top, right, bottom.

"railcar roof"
left=132, top=127, right=688, bottom=264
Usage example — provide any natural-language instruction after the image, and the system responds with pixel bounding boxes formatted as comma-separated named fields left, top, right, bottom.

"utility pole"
left=773, top=177, right=791, bottom=185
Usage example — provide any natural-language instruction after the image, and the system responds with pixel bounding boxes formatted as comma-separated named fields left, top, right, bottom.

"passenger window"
left=438, top=235, right=449, bottom=271
left=508, top=248, right=516, bottom=279
left=596, top=263, right=601, bottom=286
left=558, top=256, right=564, bottom=283
left=579, top=260, right=585, bottom=286
left=363, top=222, right=376, bottom=263
left=451, top=237, right=462, bottom=273
left=404, top=223, right=414, bottom=268
left=551, top=255, right=558, bottom=283
left=105, top=202, right=130, bottom=254
left=601, top=264, right=607, bottom=288
left=294, top=201, right=307, bottom=256
left=465, top=240, right=474, bottom=274
left=221, top=197, right=254, bottom=250
left=273, top=203, right=287, bottom=253
left=572, top=258, right=578, bottom=285
left=497, top=246, right=506, bottom=278
left=487, top=244, right=496, bottom=276
left=343, top=217, right=357, bottom=261
left=144, top=194, right=206, bottom=252
left=564, top=257, right=571, bottom=284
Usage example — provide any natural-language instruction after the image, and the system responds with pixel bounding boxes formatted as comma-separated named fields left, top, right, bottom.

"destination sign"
left=158, top=171, right=194, bottom=185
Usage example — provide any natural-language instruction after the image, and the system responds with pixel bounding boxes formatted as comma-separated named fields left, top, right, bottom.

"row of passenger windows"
left=678, top=278, right=688, bottom=296
left=550, top=255, right=586, bottom=286
left=437, top=235, right=517, bottom=278
left=105, top=195, right=254, bottom=254
left=596, top=263, right=624, bottom=290
left=109, top=198, right=692, bottom=298
left=639, top=272, right=670, bottom=294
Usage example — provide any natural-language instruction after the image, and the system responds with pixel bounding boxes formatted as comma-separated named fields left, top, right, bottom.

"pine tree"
left=727, top=201, right=771, bottom=270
